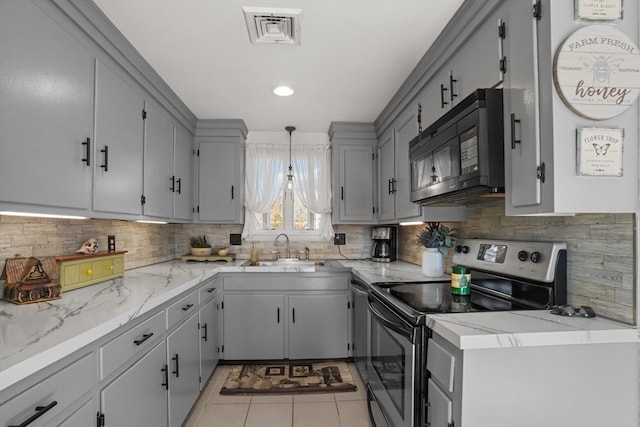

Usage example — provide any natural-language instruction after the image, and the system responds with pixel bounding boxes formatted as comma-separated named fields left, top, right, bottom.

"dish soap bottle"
left=250, top=244, right=259, bottom=264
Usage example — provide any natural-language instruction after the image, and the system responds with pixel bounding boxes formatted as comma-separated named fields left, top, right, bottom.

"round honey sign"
left=553, top=25, right=640, bottom=120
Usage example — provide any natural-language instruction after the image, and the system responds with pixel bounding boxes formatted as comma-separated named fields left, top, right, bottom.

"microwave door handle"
left=368, top=297, right=415, bottom=342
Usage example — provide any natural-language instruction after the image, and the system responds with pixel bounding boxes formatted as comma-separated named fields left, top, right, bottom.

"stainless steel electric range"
left=366, top=239, right=567, bottom=427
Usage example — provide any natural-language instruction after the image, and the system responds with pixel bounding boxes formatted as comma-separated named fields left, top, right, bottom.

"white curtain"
left=292, top=144, right=334, bottom=240
left=242, top=140, right=334, bottom=241
left=242, top=144, right=285, bottom=239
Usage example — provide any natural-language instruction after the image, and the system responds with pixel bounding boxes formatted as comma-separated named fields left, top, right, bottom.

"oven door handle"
left=368, top=297, right=415, bottom=343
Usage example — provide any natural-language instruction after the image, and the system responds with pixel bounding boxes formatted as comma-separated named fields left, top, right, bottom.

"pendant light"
left=285, top=126, right=296, bottom=191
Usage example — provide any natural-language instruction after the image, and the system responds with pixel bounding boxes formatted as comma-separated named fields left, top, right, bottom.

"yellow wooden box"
left=56, top=251, right=126, bottom=292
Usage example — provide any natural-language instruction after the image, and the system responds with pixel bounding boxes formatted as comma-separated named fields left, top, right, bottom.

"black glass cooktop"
left=375, top=280, right=540, bottom=314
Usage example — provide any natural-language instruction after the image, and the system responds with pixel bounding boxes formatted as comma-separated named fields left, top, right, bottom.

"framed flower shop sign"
left=574, top=0, right=623, bottom=21
left=553, top=25, right=640, bottom=120
left=576, top=127, right=624, bottom=176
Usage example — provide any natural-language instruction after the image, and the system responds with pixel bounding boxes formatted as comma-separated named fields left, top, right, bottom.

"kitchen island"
left=1, top=258, right=638, bottom=426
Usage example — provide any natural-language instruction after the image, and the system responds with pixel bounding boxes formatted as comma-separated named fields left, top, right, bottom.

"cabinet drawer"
left=167, top=291, right=198, bottom=329
left=0, top=353, right=94, bottom=427
left=199, top=281, right=217, bottom=304
left=427, top=338, right=455, bottom=392
left=99, top=311, right=165, bottom=380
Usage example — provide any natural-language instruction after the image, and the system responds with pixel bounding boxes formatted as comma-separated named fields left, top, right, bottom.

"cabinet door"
left=94, top=59, right=144, bottom=215
left=199, top=298, right=218, bottom=387
left=427, top=379, right=453, bottom=427
left=222, top=293, right=284, bottom=360
left=173, top=125, right=194, bottom=221
left=394, top=112, right=421, bottom=220
left=337, top=144, right=375, bottom=223
left=143, top=101, right=175, bottom=219
left=0, top=0, right=93, bottom=212
left=167, top=314, right=200, bottom=427
left=288, top=293, right=349, bottom=359
left=57, top=399, right=95, bottom=427
left=503, top=0, right=541, bottom=208
left=100, top=342, right=168, bottom=427
left=377, top=131, right=396, bottom=222
left=198, top=141, right=241, bottom=222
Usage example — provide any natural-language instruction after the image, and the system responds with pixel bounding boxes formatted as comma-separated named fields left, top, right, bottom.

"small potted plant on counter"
left=190, top=235, right=212, bottom=256
left=416, top=222, right=455, bottom=277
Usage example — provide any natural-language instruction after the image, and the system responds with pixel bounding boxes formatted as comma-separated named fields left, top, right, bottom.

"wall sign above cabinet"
left=575, top=0, right=623, bottom=21
left=553, top=25, right=640, bottom=120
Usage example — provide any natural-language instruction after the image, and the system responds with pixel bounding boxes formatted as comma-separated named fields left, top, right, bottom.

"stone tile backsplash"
left=1, top=202, right=635, bottom=324
left=398, top=200, right=636, bottom=324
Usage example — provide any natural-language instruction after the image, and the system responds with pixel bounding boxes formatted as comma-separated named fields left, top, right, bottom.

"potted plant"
left=415, top=222, right=456, bottom=277
left=190, top=235, right=212, bottom=256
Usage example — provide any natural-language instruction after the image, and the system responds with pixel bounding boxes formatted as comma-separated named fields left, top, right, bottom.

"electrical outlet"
left=229, top=234, right=242, bottom=245
left=334, top=233, right=346, bottom=245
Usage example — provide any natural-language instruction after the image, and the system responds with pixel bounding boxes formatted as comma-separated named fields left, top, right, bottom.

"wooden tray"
left=181, top=254, right=235, bottom=263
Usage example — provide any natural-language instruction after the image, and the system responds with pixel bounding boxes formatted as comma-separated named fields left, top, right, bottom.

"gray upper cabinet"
left=93, top=59, right=145, bottom=217
left=503, top=0, right=638, bottom=215
left=143, top=100, right=175, bottom=219
left=378, top=110, right=422, bottom=223
left=196, top=120, right=247, bottom=223
left=0, top=0, right=94, bottom=215
left=329, top=122, right=377, bottom=224
left=173, top=125, right=194, bottom=221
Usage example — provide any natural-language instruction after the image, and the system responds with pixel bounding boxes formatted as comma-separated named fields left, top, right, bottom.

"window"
left=242, top=135, right=333, bottom=241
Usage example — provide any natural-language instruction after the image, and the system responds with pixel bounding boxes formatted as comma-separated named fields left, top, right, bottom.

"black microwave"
left=409, top=88, right=504, bottom=205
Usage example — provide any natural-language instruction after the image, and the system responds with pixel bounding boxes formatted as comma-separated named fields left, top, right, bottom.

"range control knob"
left=530, top=251, right=542, bottom=263
left=455, top=245, right=470, bottom=254
left=517, top=250, right=529, bottom=262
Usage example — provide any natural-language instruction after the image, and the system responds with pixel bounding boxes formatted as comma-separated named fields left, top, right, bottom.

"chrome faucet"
left=274, top=233, right=291, bottom=259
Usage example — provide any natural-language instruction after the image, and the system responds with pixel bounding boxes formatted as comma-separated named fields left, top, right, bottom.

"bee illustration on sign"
left=592, top=143, right=611, bottom=156
left=580, top=54, right=623, bottom=85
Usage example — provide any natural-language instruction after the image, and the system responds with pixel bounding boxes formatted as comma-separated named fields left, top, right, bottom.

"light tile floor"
left=184, top=362, right=372, bottom=427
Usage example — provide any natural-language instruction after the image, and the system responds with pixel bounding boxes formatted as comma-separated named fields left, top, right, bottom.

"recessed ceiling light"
left=274, top=86, right=294, bottom=96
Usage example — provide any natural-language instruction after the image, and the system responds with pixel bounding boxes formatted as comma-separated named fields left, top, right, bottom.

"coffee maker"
left=371, top=226, right=397, bottom=262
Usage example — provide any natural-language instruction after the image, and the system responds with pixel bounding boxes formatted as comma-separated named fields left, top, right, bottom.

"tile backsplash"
left=398, top=200, right=636, bottom=325
left=1, top=202, right=635, bottom=325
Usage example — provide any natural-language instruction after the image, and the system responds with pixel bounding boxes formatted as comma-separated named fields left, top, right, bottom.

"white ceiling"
left=93, top=0, right=464, bottom=133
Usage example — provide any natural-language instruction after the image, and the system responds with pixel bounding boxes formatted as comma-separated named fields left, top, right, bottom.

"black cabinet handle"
left=202, top=323, right=208, bottom=342
left=100, top=145, right=109, bottom=172
left=341, top=186, right=344, bottom=200
left=510, top=113, right=521, bottom=149
left=449, top=74, right=457, bottom=102
left=81, top=138, right=90, bottom=166
left=170, top=176, right=176, bottom=192
left=172, top=354, right=180, bottom=378
left=277, top=307, right=280, bottom=323
left=292, top=308, right=296, bottom=324
left=206, top=287, right=215, bottom=293
left=182, top=304, right=194, bottom=311
left=176, top=178, right=182, bottom=194
left=161, top=364, right=169, bottom=390
left=440, top=84, right=449, bottom=108
left=388, top=179, right=393, bottom=195
left=231, top=185, right=234, bottom=200
left=8, top=401, right=57, bottom=427
left=133, top=332, right=154, bottom=346
left=391, top=178, right=397, bottom=194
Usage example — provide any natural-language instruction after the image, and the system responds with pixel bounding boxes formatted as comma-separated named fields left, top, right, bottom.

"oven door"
left=367, top=293, right=418, bottom=427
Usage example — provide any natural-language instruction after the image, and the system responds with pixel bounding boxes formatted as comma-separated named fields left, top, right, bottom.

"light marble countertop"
left=1, top=258, right=638, bottom=393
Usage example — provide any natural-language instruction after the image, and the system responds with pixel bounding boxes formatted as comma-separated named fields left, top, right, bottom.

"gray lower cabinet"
left=221, top=273, right=351, bottom=360
left=167, top=313, right=200, bottom=427
left=100, top=342, right=168, bottom=427
left=288, top=293, right=349, bottom=359
left=0, top=352, right=95, bottom=427
left=199, top=297, right=219, bottom=387
left=223, top=293, right=285, bottom=360
left=58, top=398, right=97, bottom=427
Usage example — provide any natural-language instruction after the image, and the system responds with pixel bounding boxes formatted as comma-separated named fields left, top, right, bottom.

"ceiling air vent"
left=242, top=7, right=301, bottom=45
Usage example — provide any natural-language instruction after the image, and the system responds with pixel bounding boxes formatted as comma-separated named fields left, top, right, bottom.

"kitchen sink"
left=242, top=259, right=327, bottom=267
